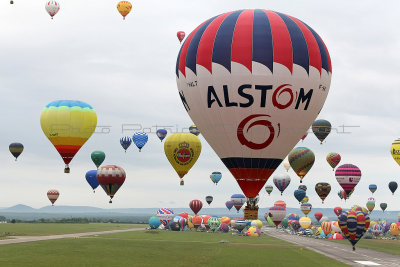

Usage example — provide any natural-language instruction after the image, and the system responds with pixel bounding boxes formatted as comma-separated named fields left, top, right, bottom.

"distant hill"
left=3, top=204, right=36, bottom=212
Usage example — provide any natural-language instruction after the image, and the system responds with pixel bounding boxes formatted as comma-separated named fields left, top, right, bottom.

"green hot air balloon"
left=312, top=119, right=331, bottom=144
left=91, top=151, right=105, bottom=168
left=288, top=147, right=315, bottom=183
left=380, top=203, right=387, bottom=212
left=265, top=185, right=273, bottom=196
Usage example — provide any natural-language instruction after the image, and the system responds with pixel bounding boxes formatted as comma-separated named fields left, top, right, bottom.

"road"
left=263, top=227, right=400, bottom=266
left=0, top=227, right=146, bottom=245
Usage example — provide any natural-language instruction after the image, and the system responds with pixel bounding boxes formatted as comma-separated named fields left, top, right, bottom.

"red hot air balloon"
left=334, top=206, right=342, bottom=217
left=177, top=31, right=185, bottom=43
left=47, top=189, right=59, bottom=206
left=314, top=212, right=323, bottom=222
left=97, top=165, right=126, bottom=203
left=335, top=164, right=361, bottom=196
left=189, top=200, right=203, bottom=215
left=176, top=9, right=332, bottom=219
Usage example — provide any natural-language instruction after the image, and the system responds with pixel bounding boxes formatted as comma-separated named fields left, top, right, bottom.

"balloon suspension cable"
left=64, top=165, right=70, bottom=173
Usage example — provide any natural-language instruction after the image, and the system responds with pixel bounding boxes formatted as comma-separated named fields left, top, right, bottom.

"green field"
left=0, top=229, right=347, bottom=266
left=327, top=238, right=400, bottom=255
left=0, top=223, right=143, bottom=237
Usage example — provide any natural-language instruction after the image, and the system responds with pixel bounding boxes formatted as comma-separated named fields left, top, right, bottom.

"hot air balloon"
left=338, top=210, right=370, bottom=251
left=85, top=170, right=99, bottom=193
left=369, top=184, right=377, bottom=194
left=301, top=132, right=308, bottom=142
left=132, top=132, right=148, bottom=152
left=326, top=152, right=341, bottom=170
left=177, top=31, right=185, bottom=43
left=273, top=173, right=291, bottom=195
left=274, top=200, right=286, bottom=209
left=389, top=181, right=398, bottom=195
left=208, top=217, right=221, bottom=232
left=164, top=133, right=202, bottom=185
left=298, top=185, right=307, bottom=192
left=352, top=205, right=369, bottom=214
left=334, top=207, right=342, bottom=217
left=156, top=129, right=167, bottom=142
left=287, top=213, right=300, bottom=221
left=335, top=164, right=361, bottom=196
left=192, top=215, right=202, bottom=230
left=312, top=119, right=331, bottom=144
left=380, top=203, right=387, bottom=212
left=390, top=223, right=400, bottom=236
left=205, top=196, right=213, bottom=205
left=47, top=189, right=59, bottom=206
left=267, top=206, right=286, bottom=227
left=282, top=159, right=291, bottom=172
left=366, top=201, right=375, bottom=213
left=97, top=165, right=126, bottom=203
left=300, top=196, right=309, bottom=204
left=294, top=189, right=306, bottom=203
left=188, top=125, right=200, bottom=136
left=321, top=220, right=332, bottom=236
left=210, top=171, right=222, bottom=185
left=149, top=216, right=161, bottom=229
left=117, top=1, right=132, bottom=20
left=300, top=203, right=312, bottom=216
left=314, top=212, right=323, bottom=222
left=299, top=217, right=312, bottom=229
left=288, top=147, right=315, bottom=183
left=265, top=185, right=273, bottom=196
left=156, top=208, right=174, bottom=227
left=231, top=194, right=246, bottom=213
left=225, top=200, right=233, bottom=211
left=91, top=151, right=105, bottom=168
left=315, top=182, right=331, bottom=203
left=120, top=136, right=132, bottom=152
left=45, top=1, right=60, bottom=19
left=9, top=143, right=23, bottom=161
left=176, top=9, right=332, bottom=219
left=391, top=138, right=400, bottom=167
left=10, top=1, right=13, bottom=4
left=189, top=200, right=203, bottom=215
left=40, top=100, right=97, bottom=173
left=235, top=219, right=247, bottom=234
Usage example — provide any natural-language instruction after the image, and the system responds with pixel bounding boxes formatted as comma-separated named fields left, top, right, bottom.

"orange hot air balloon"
left=117, top=1, right=132, bottom=20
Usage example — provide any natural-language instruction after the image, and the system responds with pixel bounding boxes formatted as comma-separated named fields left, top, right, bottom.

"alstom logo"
left=393, top=149, right=400, bottom=155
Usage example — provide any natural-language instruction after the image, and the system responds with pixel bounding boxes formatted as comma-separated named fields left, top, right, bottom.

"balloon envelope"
left=156, top=129, right=167, bottom=142
left=47, top=189, right=59, bottom=205
left=40, top=100, right=97, bottom=173
left=338, top=210, right=370, bottom=250
left=369, top=184, right=377, bottom=194
left=294, top=189, right=306, bottom=203
left=205, top=196, right=213, bottom=205
left=389, top=181, right=398, bottom=195
left=97, top=165, right=126, bottom=203
left=117, top=1, right=132, bottom=19
left=312, top=119, right=331, bottom=143
left=335, top=164, right=361, bottom=196
left=177, top=31, right=185, bottom=43
left=132, top=132, right=148, bottom=151
left=273, top=173, right=291, bottom=195
left=189, top=200, right=203, bottom=214
left=91, top=151, right=105, bottom=168
left=45, top=1, right=60, bottom=19
left=326, top=152, right=341, bottom=170
left=156, top=208, right=174, bottom=227
left=391, top=138, right=400, bottom=167
left=85, top=170, right=99, bottom=191
left=210, top=171, right=222, bottom=185
left=176, top=9, right=331, bottom=199
left=315, top=182, right=331, bottom=203
left=225, top=200, right=233, bottom=211
left=288, top=147, right=315, bottom=182
left=120, top=136, right=132, bottom=152
left=265, top=185, right=273, bottom=195
left=9, top=143, right=24, bottom=160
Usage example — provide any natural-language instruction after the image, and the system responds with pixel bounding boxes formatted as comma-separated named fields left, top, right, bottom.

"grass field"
left=327, top=238, right=400, bottom=255
left=0, top=223, right=143, bottom=237
left=0, top=229, right=348, bottom=267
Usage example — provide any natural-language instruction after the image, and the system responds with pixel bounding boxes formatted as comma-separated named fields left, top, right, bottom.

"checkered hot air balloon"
left=132, top=132, right=148, bottom=152
left=97, top=165, right=126, bottom=203
left=47, top=189, right=59, bottom=206
left=338, top=210, right=370, bottom=251
left=176, top=10, right=332, bottom=217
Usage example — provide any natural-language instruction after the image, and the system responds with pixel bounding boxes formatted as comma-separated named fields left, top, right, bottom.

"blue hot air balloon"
left=294, top=189, right=306, bottom=203
left=156, top=129, right=167, bottom=142
left=120, top=136, right=132, bottom=152
left=210, top=171, right=222, bottom=185
left=369, top=184, right=377, bottom=194
left=85, top=170, right=99, bottom=193
left=132, top=132, right=148, bottom=152
left=149, top=216, right=161, bottom=229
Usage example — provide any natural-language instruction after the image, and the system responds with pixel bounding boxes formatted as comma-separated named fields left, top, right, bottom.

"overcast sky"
left=1, top=0, right=400, bottom=213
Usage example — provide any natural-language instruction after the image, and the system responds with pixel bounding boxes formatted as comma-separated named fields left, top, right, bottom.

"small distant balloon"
left=47, top=189, right=59, bottom=206
left=265, top=185, right=273, bottom=196
left=177, top=31, right=185, bottom=43
left=326, top=152, right=341, bottom=170
left=9, top=142, right=23, bottom=161
left=294, top=189, right=306, bottom=203
left=288, top=147, right=315, bottom=183
left=380, top=203, right=387, bottom=212
left=156, top=129, right=167, bottom=142
left=205, top=196, right=213, bottom=205
left=315, top=182, right=331, bottom=203
left=189, top=125, right=200, bottom=136
left=369, top=184, right=377, bottom=194
left=225, top=200, right=233, bottom=211
left=120, top=136, right=132, bottom=152
left=91, top=151, right=105, bottom=168
left=389, top=181, right=398, bottom=195
left=132, top=132, right=148, bottom=152
left=301, top=132, right=308, bottom=142
left=283, top=159, right=291, bottom=172
left=97, top=165, right=126, bottom=203
left=273, top=173, right=291, bottom=195
left=312, top=119, right=331, bottom=144
left=298, top=185, right=307, bottom=192
left=210, top=171, right=222, bottom=185
left=117, top=1, right=132, bottom=20
left=45, top=1, right=60, bottom=19
left=85, top=170, right=99, bottom=193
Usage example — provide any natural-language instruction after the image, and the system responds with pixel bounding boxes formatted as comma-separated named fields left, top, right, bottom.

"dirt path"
left=0, top=227, right=146, bottom=245
left=263, top=227, right=400, bottom=266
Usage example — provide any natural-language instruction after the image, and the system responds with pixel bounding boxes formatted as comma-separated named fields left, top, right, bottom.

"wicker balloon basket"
left=243, top=206, right=259, bottom=220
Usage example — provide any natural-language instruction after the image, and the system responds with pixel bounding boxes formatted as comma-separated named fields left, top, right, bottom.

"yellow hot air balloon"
left=117, top=1, right=132, bottom=20
left=164, top=133, right=201, bottom=185
left=391, top=138, right=400, bottom=167
left=390, top=223, right=400, bottom=236
left=299, top=217, right=311, bottom=229
left=40, top=100, right=97, bottom=173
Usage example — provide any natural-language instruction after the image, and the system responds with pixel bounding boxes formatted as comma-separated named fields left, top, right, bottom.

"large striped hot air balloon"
left=321, top=220, right=332, bottom=236
left=176, top=9, right=332, bottom=218
left=97, top=165, right=126, bottom=203
left=288, top=147, right=315, bottom=183
left=338, top=210, right=370, bottom=251
left=267, top=205, right=286, bottom=227
left=335, top=164, right=361, bottom=196
left=40, top=100, right=97, bottom=173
